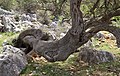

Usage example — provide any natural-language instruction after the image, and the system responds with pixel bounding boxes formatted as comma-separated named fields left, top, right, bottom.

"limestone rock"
left=0, top=45, right=28, bottom=76
left=0, top=8, right=13, bottom=15
left=78, top=47, right=115, bottom=64
left=108, top=33, right=116, bottom=40
left=83, top=40, right=93, bottom=48
left=50, top=21, right=58, bottom=27
left=1, top=15, right=16, bottom=32
left=0, top=23, right=5, bottom=32
left=94, top=32, right=105, bottom=40
left=21, top=13, right=37, bottom=22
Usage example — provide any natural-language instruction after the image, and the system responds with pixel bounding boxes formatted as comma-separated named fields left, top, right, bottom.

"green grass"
left=20, top=54, right=120, bottom=76
left=0, top=32, right=19, bottom=52
left=92, top=38, right=120, bottom=54
left=20, top=37, right=120, bottom=76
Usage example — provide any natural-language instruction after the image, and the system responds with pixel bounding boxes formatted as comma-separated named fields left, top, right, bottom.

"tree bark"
left=21, top=0, right=84, bottom=62
left=16, top=0, right=120, bottom=62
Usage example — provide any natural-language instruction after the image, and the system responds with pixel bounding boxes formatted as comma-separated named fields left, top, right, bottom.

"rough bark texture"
left=13, top=29, right=51, bottom=54
left=15, top=0, right=120, bottom=62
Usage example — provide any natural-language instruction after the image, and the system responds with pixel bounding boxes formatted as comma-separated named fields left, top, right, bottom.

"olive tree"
left=16, top=0, right=120, bottom=62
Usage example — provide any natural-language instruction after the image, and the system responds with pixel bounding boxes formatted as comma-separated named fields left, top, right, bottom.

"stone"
left=94, top=32, right=105, bottom=40
left=1, top=15, right=16, bottom=32
left=78, top=47, right=115, bottom=64
left=0, top=8, right=13, bottom=15
left=21, top=13, right=37, bottom=22
left=0, top=45, right=28, bottom=76
left=48, top=31, right=57, bottom=40
left=27, top=13, right=37, bottom=22
left=0, top=23, right=5, bottom=32
left=2, top=40, right=10, bottom=46
left=21, top=14, right=30, bottom=21
left=60, top=33, right=66, bottom=39
left=50, top=21, right=58, bottom=27
left=0, top=14, right=40, bottom=33
left=83, top=40, right=93, bottom=48
left=108, top=33, right=116, bottom=40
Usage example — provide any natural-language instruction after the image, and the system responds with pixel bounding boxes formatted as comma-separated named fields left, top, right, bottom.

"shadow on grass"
left=20, top=53, right=120, bottom=76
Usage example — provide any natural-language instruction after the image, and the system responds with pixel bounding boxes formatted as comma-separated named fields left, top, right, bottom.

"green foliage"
left=112, top=16, right=120, bottom=27
left=0, top=32, right=18, bottom=53
left=0, top=32, right=18, bottom=47
left=0, top=0, right=18, bottom=10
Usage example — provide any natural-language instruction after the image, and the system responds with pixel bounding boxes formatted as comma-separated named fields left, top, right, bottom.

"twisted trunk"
left=16, top=0, right=120, bottom=62
left=22, top=0, right=84, bottom=62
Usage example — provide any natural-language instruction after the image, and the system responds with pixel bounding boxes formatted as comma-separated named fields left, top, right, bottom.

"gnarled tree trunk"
left=15, top=0, right=120, bottom=62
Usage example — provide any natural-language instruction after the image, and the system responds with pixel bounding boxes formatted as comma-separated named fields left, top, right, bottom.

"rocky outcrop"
left=77, top=47, right=116, bottom=65
left=0, top=45, right=28, bottom=76
left=0, top=14, right=40, bottom=32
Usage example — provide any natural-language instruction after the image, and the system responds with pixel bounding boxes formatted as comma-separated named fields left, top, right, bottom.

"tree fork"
left=20, top=0, right=84, bottom=62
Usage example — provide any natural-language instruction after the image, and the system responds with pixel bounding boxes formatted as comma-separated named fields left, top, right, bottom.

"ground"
left=0, top=31, right=120, bottom=76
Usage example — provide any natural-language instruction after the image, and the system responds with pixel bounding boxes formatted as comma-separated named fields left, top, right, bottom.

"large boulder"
left=78, top=47, right=115, bottom=64
left=0, top=45, right=28, bottom=76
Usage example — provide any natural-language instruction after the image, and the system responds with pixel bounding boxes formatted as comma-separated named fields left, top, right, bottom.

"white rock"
left=0, top=45, right=28, bottom=76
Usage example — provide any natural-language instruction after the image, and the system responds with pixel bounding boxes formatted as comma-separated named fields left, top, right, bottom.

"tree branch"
left=101, top=10, right=120, bottom=22
left=90, top=0, right=100, bottom=15
left=16, top=0, right=120, bottom=62
left=84, top=9, right=120, bottom=31
left=82, top=23, right=120, bottom=47
left=20, top=0, right=84, bottom=62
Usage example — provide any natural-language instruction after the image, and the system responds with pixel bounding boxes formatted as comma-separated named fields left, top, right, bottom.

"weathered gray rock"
left=21, top=13, right=37, bottom=22
left=50, top=21, right=58, bottom=27
left=94, top=32, right=105, bottom=40
left=0, top=23, right=5, bottom=32
left=21, top=14, right=31, bottom=22
left=1, top=15, right=16, bottom=32
left=78, top=47, right=115, bottom=64
left=83, top=40, right=93, bottom=48
left=28, top=13, right=37, bottom=22
left=60, top=33, right=66, bottom=39
left=0, top=8, right=13, bottom=15
left=0, top=45, right=28, bottom=76
left=108, top=33, right=116, bottom=40
left=0, top=14, right=40, bottom=32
